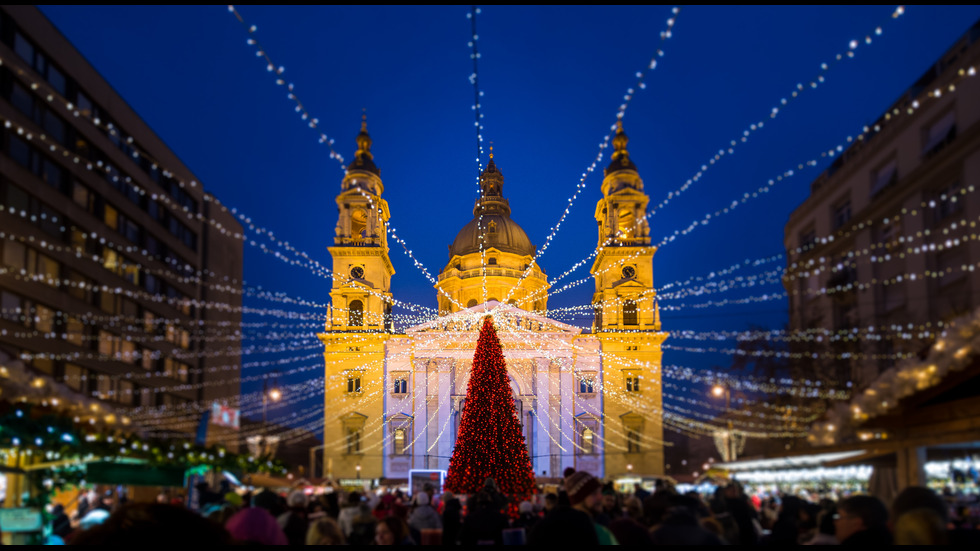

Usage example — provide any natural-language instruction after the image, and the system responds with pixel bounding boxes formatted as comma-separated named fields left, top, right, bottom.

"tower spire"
left=605, top=119, right=638, bottom=175
left=348, top=109, right=379, bottom=176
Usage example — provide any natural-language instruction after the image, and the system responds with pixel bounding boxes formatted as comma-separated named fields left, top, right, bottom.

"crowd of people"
left=43, top=467, right=979, bottom=545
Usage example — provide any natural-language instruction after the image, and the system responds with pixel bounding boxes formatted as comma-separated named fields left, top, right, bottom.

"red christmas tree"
left=445, top=316, right=535, bottom=504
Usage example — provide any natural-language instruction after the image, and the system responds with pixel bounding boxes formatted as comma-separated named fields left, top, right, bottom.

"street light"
left=710, top=383, right=736, bottom=462
left=261, top=373, right=282, bottom=457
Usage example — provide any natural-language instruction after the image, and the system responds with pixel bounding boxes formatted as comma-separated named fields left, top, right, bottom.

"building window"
left=881, top=283, right=905, bottom=313
left=593, top=302, right=603, bottom=330
left=624, top=371, right=640, bottom=392
left=923, top=111, right=956, bottom=158
left=798, top=227, right=816, bottom=253
left=932, top=181, right=964, bottom=224
left=346, top=428, right=361, bottom=454
left=622, top=299, right=638, bottom=326
left=392, top=428, right=406, bottom=455
left=347, top=373, right=362, bottom=393
left=575, top=416, right=599, bottom=455
left=579, top=375, right=596, bottom=394
left=832, top=199, right=851, bottom=230
left=582, top=427, right=595, bottom=454
left=63, top=363, right=85, bottom=392
left=392, top=374, right=408, bottom=394
left=870, top=159, right=897, bottom=196
left=348, top=300, right=364, bottom=327
left=627, top=428, right=641, bottom=453
left=65, top=316, right=85, bottom=346
left=488, top=257, right=497, bottom=265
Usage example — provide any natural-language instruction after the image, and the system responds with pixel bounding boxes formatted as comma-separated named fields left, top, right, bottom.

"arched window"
left=351, top=208, right=367, bottom=238
left=623, top=299, right=638, bottom=326
left=466, top=299, right=478, bottom=308
left=593, top=303, right=603, bottom=330
left=393, top=428, right=407, bottom=455
left=488, top=257, right=497, bottom=265
left=348, top=300, right=363, bottom=327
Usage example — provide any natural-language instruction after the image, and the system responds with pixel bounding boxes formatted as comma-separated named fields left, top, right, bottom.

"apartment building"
left=784, top=20, right=980, bottom=388
left=0, top=6, right=243, bottom=433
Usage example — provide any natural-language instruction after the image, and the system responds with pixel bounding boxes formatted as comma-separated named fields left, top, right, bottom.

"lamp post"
left=711, top=384, right=736, bottom=462
left=262, top=373, right=282, bottom=457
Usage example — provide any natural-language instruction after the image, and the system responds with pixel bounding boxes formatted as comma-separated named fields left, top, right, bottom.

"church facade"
left=318, top=118, right=667, bottom=485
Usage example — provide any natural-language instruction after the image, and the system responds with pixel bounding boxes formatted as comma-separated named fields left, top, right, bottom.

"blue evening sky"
left=38, top=6, right=980, bottom=436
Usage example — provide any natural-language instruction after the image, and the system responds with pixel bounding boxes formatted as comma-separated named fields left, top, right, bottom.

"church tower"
left=318, top=116, right=395, bottom=481
left=590, top=121, right=668, bottom=477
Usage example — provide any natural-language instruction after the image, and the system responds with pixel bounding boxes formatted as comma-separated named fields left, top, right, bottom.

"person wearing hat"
left=566, top=471, right=619, bottom=545
left=277, top=489, right=310, bottom=546
left=407, top=491, right=442, bottom=535
left=528, top=471, right=604, bottom=545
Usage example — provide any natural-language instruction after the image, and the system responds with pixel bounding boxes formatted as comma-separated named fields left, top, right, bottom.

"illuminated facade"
left=320, top=121, right=666, bottom=483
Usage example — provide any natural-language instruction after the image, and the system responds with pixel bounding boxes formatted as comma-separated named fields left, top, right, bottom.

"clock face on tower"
left=350, top=266, right=365, bottom=279
left=622, top=266, right=636, bottom=279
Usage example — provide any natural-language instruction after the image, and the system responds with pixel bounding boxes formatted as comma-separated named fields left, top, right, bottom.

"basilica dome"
left=447, top=155, right=536, bottom=259
left=449, top=214, right=535, bottom=258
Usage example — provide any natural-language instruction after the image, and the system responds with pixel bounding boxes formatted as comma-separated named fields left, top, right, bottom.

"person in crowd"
left=760, top=494, right=803, bottom=545
left=643, top=488, right=674, bottom=528
left=889, top=485, right=980, bottom=545
left=277, top=489, right=310, bottom=546
left=323, top=488, right=340, bottom=519
left=76, top=489, right=91, bottom=519
left=306, top=517, right=346, bottom=545
left=596, top=483, right=620, bottom=525
left=225, top=505, right=288, bottom=545
left=803, top=507, right=838, bottom=545
left=375, top=515, right=415, bottom=545
left=623, top=495, right=644, bottom=524
left=707, top=486, right=739, bottom=545
left=893, top=508, right=949, bottom=545
left=557, top=467, right=576, bottom=508
left=337, top=491, right=362, bottom=538
left=528, top=489, right=599, bottom=545
left=458, top=488, right=510, bottom=545
left=375, top=489, right=395, bottom=520
left=510, top=500, right=540, bottom=535
left=50, top=504, right=72, bottom=540
left=633, top=482, right=650, bottom=501
left=723, top=482, right=761, bottom=545
left=565, top=471, right=618, bottom=544
left=348, top=502, right=379, bottom=545
left=835, top=494, right=892, bottom=545
left=252, top=488, right=286, bottom=517
left=542, top=492, right=559, bottom=516
left=407, top=490, right=442, bottom=534
left=440, top=491, right=462, bottom=545
left=608, top=516, right=653, bottom=545
left=71, top=503, right=232, bottom=545
left=797, top=500, right=821, bottom=543
left=649, top=500, right=725, bottom=545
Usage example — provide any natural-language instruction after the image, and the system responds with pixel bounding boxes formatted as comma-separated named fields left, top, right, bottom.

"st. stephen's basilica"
left=319, top=118, right=666, bottom=486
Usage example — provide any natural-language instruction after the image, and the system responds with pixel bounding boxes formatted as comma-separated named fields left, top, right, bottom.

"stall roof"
left=715, top=450, right=867, bottom=472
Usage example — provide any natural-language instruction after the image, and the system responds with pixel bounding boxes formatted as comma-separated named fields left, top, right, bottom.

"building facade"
left=320, top=120, right=667, bottom=484
left=784, top=20, right=980, bottom=388
left=0, top=6, right=243, bottom=438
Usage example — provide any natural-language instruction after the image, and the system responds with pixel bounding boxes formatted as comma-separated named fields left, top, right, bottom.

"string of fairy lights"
left=4, top=5, right=978, bottom=462
left=499, top=7, right=680, bottom=308
left=646, top=6, right=907, bottom=221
